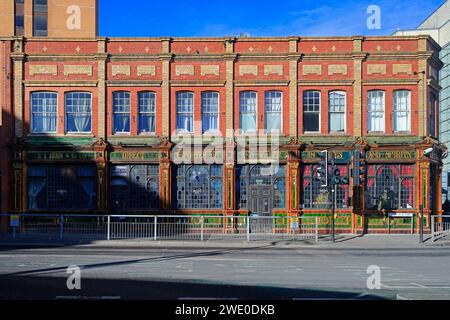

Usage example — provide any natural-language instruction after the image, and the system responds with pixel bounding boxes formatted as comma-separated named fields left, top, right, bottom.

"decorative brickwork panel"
left=63, top=65, right=93, bottom=76
left=29, top=65, right=57, bottom=76
left=302, top=65, right=322, bottom=75
left=137, top=65, right=156, bottom=76
left=328, top=64, right=348, bottom=75
left=367, top=64, right=387, bottom=75
left=175, top=65, right=195, bottom=76
left=393, top=64, right=412, bottom=75
left=239, top=65, right=258, bottom=76
left=112, top=65, right=131, bottom=76
left=264, top=65, right=283, bottom=76
left=201, top=65, right=220, bottom=76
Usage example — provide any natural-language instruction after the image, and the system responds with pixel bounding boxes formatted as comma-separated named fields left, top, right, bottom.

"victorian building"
left=0, top=0, right=445, bottom=234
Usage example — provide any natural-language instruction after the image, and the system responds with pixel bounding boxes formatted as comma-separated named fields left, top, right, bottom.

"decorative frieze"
left=367, top=64, right=387, bottom=75
left=175, top=65, right=195, bottom=76
left=264, top=65, right=283, bottom=76
left=29, top=65, right=57, bottom=76
left=393, top=64, right=412, bottom=75
left=302, top=65, right=322, bottom=75
left=63, top=65, right=93, bottom=76
left=112, top=65, right=131, bottom=76
left=328, top=64, right=348, bottom=75
left=239, top=65, right=258, bottom=76
left=137, top=65, right=156, bottom=76
left=201, top=65, right=220, bottom=76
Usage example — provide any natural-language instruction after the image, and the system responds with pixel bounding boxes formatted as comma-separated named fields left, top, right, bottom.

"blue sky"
left=99, top=0, right=445, bottom=37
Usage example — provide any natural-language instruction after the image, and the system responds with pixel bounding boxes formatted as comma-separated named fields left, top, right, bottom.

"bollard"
left=107, top=216, right=111, bottom=240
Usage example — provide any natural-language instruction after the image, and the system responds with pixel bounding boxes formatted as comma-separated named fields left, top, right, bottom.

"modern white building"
left=394, top=0, right=450, bottom=207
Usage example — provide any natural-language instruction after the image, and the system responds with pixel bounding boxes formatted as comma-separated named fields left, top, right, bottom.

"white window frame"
left=138, top=91, right=157, bottom=135
left=367, top=90, right=385, bottom=133
left=112, top=91, right=131, bottom=135
left=30, top=91, right=58, bottom=134
left=264, top=91, right=283, bottom=134
left=328, top=91, right=346, bottom=134
left=176, top=91, right=195, bottom=134
left=393, top=90, right=411, bottom=133
left=65, top=91, right=92, bottom=134
left=201, top=91, right=220, bottom=134
left=240, top=91, right=258, bottom=134
left=303, top=90, right=321, bottom=133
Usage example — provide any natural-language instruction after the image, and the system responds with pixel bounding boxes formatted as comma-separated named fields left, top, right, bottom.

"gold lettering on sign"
left=264, top=65, right=283, bottom=76
left=201, top=65, right=220, bottom=76
left=29, top=65, right=57, bottom=76
left=112, top=65, right=131, bottom=76
left=367, top=64, right=387, bottom=75
left=239, top=65, right=258, bottom=76
left=328, top=65, right=348, bottom=75
left=64, top=65, right=93, bottom=76
left=367, top=151, right=416, bottom=161
left=393, top=64, right=412, bottom=75
left=137, top=65, right=156, bottom=76
left=175, top=65, right=195, bottom=76
left=302, top=65, right=322, bottom=75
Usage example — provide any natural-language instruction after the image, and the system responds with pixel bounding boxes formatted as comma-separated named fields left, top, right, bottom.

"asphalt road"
left=0, top=243, right=450, bottom=300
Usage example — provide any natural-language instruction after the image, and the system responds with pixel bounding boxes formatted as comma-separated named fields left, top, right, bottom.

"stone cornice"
left=298, top=80, right=355, bottom=86
left=170, top=80, right=226, bottom=87
left=106, top=80, right=162, bottom=87
left=234, top=80, right=290, bottom=87
left=362, top=79, right=420, bottom=86
left=24, top=80, right=98, bottom=87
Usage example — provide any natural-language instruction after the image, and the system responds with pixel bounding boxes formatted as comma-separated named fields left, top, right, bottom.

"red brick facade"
left=0, top=35, right=445, bottom=234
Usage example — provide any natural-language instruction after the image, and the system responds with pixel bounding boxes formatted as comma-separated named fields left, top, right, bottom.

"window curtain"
left=74, top=98, right=91, bottom=133
left=28, top=179, right=46, bottom=209
left=266, top=112, right=281, bottom=132
left=80, top=180, right=96, bottom=209
left=114, top=114, right=130, bottom=133
left=241, top=113, right=256, bottom=132
left=177, top=115, right=193, bottom=133
left=330, top=113, right=345, bottom=132
left=202, top=114, right=218, bottom=133
left=139, top=114, right=156, bottom=133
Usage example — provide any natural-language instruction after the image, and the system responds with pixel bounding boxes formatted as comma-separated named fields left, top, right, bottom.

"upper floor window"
left=430, top=92, right=437, bottom=137
left=240, top=91, right=257, bottom=133
left=265, top=91, right=282, bottom=133
left=329, top=91, right=346, bottom=133
left=113, top=91, right=131, bottom=134
left=33, top=0, right=48, bottom=37
left=65, top=92, right=92, bottom=134
left=15, top=0, right=25, bottom=36
left=303, top=90, right=320, bottom=133
left=138, top=92, right=156, bottom=134
left=202, top=92, right=219, bottom=133
left=176, top=92, right=194, bottom=133
left=31, top=92, right=57, bottom=133
left=367, top=90, right=385, bottom=133
left=393, top=90, right=411, bottom=133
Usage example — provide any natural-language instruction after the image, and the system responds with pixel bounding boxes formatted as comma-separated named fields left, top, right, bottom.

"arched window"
left=265, top=91, right=282, bottom=133
left=176, top=92, right=194, bottom=133
left=31, top=91, right=57, bottom=133
left=367, top=90, right=385, bottom=132
left=303, top=90, right=321, bottom=133
left=113, top=91, right=131, bottom=134
left=393, top=90, right=411, bottom=132
left=329, top=91, right=346, bottom=133
left=65, top=92, right=92, bottom=133
left=202, top=91, right=219, bottom=133
left=138, top=92, right=156, bottom=134
left=240, top=91, right=257, bottom=133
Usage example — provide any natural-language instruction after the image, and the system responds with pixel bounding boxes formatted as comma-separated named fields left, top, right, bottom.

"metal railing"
left=431, top=215, right=450, bottom=242
left=1, top=214, right=319, bottom=243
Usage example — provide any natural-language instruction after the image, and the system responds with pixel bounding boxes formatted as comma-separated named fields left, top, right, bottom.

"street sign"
left=10, top=215, right=20, bottom=228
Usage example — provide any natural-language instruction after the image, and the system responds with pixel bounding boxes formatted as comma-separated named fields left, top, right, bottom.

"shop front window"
left=174, top=165, right=223, bottom=209
left=28, top=165, right=96, bottom=210
left=365, top=164, right=414, bottom=210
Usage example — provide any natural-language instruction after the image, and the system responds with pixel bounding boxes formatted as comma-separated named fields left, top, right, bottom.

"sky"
left=99, top=0, right=445, bottom=37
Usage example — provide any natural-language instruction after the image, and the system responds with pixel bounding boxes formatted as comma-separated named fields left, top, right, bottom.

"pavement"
left=0, top=234, right=450, bottom=300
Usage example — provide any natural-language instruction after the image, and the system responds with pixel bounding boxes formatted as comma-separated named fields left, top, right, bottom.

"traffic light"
left=331, top=165, right=350, bottom=185
left=316, top=150, right=328, bottom=187
left=353, top=150, right=366, bottom=187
